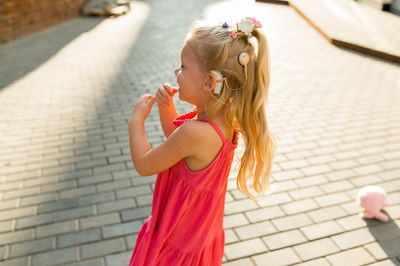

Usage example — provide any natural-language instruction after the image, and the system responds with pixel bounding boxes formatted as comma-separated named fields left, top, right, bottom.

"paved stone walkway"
left=0, top=0, right=399, bottom=265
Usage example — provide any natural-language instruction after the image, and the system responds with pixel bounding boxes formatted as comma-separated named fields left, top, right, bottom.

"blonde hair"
left=186, top=21, right=276, bottom=200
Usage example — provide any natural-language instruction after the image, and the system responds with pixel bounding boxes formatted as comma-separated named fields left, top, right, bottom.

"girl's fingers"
left=163, top=84, right=171, bottom=93
left=162, top=83, right=172, bottom=91
left=155, top=93, right=166, bottom=104
left=145, top=95, right=154, bottom=103
left=157, top=88, right=171, bottom=105
left=156, top=84, right=177, bottom=106
left=148, top=95, right=155, bottom=102
left=164, top=85, right=179, bottom=96
left=149, top=96, right=156, bottom=106
left=162, top=96, right=171, bottom=105
left=162, top=84, right=178, bottom=96
left=156, top=94, right=169, bottom=105
left=156, top=95, right=169, bottom=106
left=160, top=88, right=170, bottom=99
left=156, top=95, right=168, bottom=105
left=137, top=94, right=150, bottom=104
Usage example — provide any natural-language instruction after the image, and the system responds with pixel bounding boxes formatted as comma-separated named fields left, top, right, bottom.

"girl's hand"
left=156, top=83, right=179, bottom=106
left=130, top=94, right=156, bottom=122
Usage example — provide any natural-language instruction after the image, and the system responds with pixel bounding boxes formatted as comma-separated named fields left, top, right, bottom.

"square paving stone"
left=252, top=247, right=301, bottom=266
left=234, top=221, right=277, bottom=240
left=307, top=205, right=347, bottom=223
left=224, top=238, right=267, bottom=260
left=223, top=213, right=249, bottom=229
left=295, top=258, right=331, bottom=266
left=300, top=220, right=344, bottom=240
left=31, top=247, right=78, bottom=266
left=57, top=229, right=100, bottom=248
left=331, top=228, right=376, bottom=250
left=245, top=206, right=285, bottom=223
left=272, top=213, right=313, bottom=231
left=293, top=238, right=340, bottom=261
left=222, top=258, right=254, bottom=266
left=326, top=247, right=375, bottom=266
left=80, top=238, right=125, bottom=260
left=262, top=229, right=307, bottom=250
left=9, top=237, right=55, bottom=258
left=102, top=220, right=142, bottom=239
left=336, top=215, right=367, bottom=231
left=105, top=251, right=131, bottom=266
left=365, top=238, right=400, bottom=260
left=0, top=257, right=29, bottom=266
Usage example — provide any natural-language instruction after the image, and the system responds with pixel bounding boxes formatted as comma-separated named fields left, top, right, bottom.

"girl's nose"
left=174, top=67, right=180, bottom=76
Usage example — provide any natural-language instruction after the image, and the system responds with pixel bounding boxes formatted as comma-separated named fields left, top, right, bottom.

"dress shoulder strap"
left=195, top=119, right=227, bottom=143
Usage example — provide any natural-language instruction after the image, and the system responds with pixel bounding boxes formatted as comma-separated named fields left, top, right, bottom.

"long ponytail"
left=187, top=21, right=276, bottom=200
left=234, top=30, right=276, bottom=200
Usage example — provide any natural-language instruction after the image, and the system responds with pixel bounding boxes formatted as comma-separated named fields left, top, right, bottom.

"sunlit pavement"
left=0, top=0, right=400, bottom=265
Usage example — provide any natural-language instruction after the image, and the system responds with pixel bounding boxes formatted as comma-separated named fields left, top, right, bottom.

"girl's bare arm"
left=156, top=84, right=179, bottom=137
left=158, top=103, right=178, bottom=137
left=129, top=94, right=221, bottom=176
left=130, top=118, right=204, bottom=176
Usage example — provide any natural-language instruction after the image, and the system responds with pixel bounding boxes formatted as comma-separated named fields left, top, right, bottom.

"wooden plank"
left=289, top=0, right=400, bottom=63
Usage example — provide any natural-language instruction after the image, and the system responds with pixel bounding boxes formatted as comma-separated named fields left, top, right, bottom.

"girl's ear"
left=202, top=72, right=216, bottom=93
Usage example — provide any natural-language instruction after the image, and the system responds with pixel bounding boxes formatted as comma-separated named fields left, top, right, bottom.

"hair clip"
left=230, top=17, right=262, bottom=40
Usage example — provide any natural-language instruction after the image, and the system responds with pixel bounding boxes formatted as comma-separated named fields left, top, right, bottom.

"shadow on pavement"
left=0, top=17, right=104, bottom=90
left=365, top=213, right=400, bottom=265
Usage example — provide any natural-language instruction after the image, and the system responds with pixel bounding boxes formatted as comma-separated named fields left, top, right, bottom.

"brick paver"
left=0, top=0, right=400, bottom=265
left=326, top=247, right=375, bottom=266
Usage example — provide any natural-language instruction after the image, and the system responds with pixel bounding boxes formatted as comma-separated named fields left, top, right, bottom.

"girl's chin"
left=177, top=91, right=195, bottom=105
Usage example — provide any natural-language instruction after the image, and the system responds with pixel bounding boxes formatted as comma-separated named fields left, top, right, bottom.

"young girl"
left=128, top=17, right=275, bottom=265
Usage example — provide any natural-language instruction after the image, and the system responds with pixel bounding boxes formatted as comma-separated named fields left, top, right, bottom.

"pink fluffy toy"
left=356, top=185, right=389, bottom=222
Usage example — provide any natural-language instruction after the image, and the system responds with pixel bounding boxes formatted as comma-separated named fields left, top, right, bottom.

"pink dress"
left=129, top=110, right=238, bottom=265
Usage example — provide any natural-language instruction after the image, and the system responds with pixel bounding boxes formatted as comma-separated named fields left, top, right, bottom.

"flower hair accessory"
left=230, top=31, right=238, bottom=39
left=230, top=17, right=262, bottom=39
